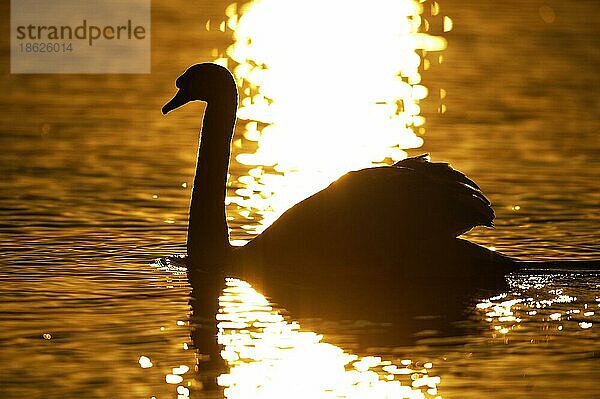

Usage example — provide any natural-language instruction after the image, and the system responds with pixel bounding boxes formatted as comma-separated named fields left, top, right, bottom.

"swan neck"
left=188, top=98, right=236, bottom=266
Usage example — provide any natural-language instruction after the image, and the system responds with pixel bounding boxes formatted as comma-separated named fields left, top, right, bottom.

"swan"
left=162, top=62, right=598, bottom=292
left=162, top=63, right=599, bottom=382
left=163, top=62, right=507, bottom=265
left=162, top=63, right=512, bottom=334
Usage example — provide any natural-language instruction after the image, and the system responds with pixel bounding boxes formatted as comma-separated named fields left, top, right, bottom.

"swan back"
left=393, top=154, right=494, bottom=231
left=238, top=154, right=496, bottom=279
left=394, top=154, right=483, bottom=192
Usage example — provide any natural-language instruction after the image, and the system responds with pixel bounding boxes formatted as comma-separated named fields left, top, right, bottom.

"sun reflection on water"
left=216, top=278, right=441, bottom=398
left=210, top=0, right=450, bottom=240
left=476, top=274, right=597, bottom=340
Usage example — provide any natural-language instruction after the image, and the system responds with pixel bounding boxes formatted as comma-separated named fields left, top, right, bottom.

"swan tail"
left=394, top=154, right=495, bottom=233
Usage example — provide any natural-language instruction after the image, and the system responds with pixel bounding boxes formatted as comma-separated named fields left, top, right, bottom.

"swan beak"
left=162, top=89, right=190, bottom=115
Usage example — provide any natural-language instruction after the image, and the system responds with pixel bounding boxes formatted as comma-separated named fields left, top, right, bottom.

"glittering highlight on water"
left=215, top=0, right=450, bottom=238
left=216, top=278, right=441, bottom=398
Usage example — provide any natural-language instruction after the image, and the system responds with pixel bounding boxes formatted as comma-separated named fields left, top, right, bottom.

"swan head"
left=162, top=63, right=237, bottom=115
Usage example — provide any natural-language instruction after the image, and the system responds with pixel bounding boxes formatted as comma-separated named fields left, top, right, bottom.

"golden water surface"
left=0, top=0, right=599, bottom=398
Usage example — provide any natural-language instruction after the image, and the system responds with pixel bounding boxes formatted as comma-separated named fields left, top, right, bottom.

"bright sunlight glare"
left=217, top=278, right=441, bottom=399
left=213, top=0, right=450, bottom=239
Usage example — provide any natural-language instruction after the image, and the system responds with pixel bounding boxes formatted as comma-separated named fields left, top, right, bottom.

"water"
left=1, top=0, right=599, bottom=398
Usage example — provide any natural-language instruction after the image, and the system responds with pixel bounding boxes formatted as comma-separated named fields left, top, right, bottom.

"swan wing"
left=249, top=158, right=493, bottom=250
left=393, top=154, right=484, bottom=193
left=238, top=160, right=494, bottom=280
left=334, top=164, right=494, bottom=238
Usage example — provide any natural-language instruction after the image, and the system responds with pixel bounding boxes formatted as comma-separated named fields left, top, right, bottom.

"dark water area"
left=1, top=0, right=599, bottom=398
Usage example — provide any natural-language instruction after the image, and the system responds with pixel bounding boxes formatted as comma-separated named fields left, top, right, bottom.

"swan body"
left=162, top=62, right=520, bottom=319
left=241, top=154, right=495, bottom=261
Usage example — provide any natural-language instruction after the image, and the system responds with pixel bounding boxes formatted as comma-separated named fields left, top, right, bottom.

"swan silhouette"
left=162, top=62, right=512, bottom=349
left=162, top=62, right=597, bottom=295
left=162, top=63, right=598, bottom=382
left=161, top=62, right=503, bottom=377
left=163, top=62, right=508, bottom=267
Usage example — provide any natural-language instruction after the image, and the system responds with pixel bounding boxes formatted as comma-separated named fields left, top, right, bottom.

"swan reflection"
left=148, top=261, right=600, bottom=398
left=216, top=278, right=441, bottom=399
